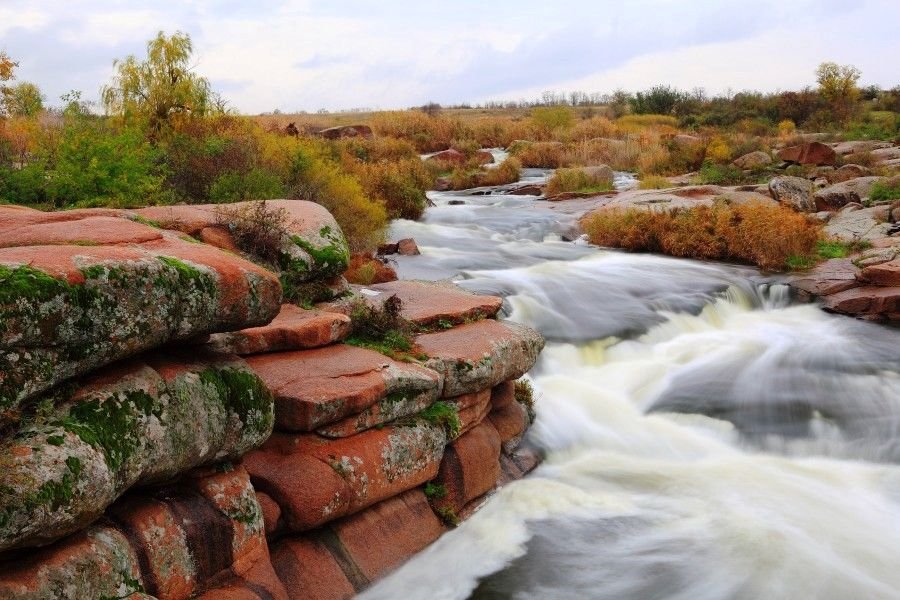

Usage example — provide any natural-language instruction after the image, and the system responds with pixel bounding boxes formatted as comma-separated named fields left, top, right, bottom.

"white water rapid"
left=360, top=171, right=900, bottom=600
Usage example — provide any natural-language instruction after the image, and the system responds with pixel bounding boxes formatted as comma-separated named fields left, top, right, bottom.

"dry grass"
left=511, top=141, right=566, bottom=168
left=479, top=157, right=522, bottom=186
left=546, top=167, right=613, bottom=196
left=582, top=201, right=821, bottom=271
left=638, top=175, right=671, bottom=189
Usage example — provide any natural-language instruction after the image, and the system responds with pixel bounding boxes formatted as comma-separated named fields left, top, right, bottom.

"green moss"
left=0, top=451, right=85, bottom=530
left=515, top=379, right=537, bottom=425
left=57, top=390, right=161, bottom=474
left=418, top=401, right=461, bottom=439
left=199, top=367, right=274, bottom=438
left=156, top=256, right=217, bottom=296
left=0, top=264, right=94, bottom=309
left=46, top=434, right=65, bottom=446
left=130, top=215, right=162, bottom=229
left=435, top=505, right=459, bottom=527
left=424, top=482, right=447, bottom=499
left=290, top=234, right=350, bottom=278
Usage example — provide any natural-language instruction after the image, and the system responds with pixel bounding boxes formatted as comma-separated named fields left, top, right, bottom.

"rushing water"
left=360, top=166, right=900, bottom=600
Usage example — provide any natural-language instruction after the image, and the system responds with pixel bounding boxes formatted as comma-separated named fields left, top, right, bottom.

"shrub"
left=530, top=106, right=574, bottom=132
left=870, top=179, right=900, bottom=203
left=778, top=119, right=797, bottom=137
left=345, top=294, right=415, bottom=358
left=630, top=86, right=683, bottom=115
left=697, top=161, right=744, bottom=185
left=616, top=114, right=678, bottom=130
left=638, top=175, right=670, bottom=189
left=215, top=199, right=289, bottom=266
left=569, top=116, right=618, bottom=141
left=582, top=201, right=821, bottom=271
left=350, top=158, right=431, bottom=220
left=512, top=141, right=565, bottom=168
left=705, top=137, right=732, bottom=163
left=478, top=157, right=521, bottom=186
left=208, top=168, right=284, bottom=203
left=546, top=167, right=614, bottom=196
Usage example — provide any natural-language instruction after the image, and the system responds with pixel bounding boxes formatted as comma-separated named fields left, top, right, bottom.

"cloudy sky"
left=2, top=0, right=899, bottom=114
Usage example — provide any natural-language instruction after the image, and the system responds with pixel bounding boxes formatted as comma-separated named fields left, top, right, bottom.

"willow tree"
left=101, top=31, right=212, bottom=137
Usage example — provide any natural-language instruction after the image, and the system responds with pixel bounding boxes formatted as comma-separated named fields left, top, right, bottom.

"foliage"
left=546, top=167, right=614, bottom=196
left=582, top=201, right=821, bottom=271
left=2, top=82, right=43, bottom=117
left=530, top=106, right=574, bottom=132
left=630, top=86, right=683, bottom=115
left=816, top=62, right=861, bottom=123
left=511, top=141, right=565, bottom=168
left=870, top=179, right=900, bottom=203
left=102, top=31, right=214, bottom=136
left=514, top=379, right=537, bottom=424
left=215, top=200, right=289, bottom=266
left=697, top=162, right=745, bottom=185
left=479, top=157, right=522, bottom=186
left=638, top=175, right=670, bottom=189
left=704, top=137, right=732, bottom=163
left=345, top=294, right=418, bottom=358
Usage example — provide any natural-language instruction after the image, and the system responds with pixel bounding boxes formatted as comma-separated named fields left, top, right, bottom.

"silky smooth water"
left=360, top=174, right=900, bottom=600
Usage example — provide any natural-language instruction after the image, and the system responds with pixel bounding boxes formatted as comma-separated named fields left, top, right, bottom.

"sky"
left=2, top=0, right=899, bottom=114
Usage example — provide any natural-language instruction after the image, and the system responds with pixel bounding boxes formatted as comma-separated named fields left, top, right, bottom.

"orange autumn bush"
left=582, top=201, right=821, bottom=271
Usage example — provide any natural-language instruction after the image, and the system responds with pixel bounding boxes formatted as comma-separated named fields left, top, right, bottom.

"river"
left=360, top=160, right=900, bottom=600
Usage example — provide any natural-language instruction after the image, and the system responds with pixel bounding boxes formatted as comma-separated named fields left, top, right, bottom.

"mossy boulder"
left=0, top=351, right=274, bottom=552
left=0, top=206, right=282, bottom=419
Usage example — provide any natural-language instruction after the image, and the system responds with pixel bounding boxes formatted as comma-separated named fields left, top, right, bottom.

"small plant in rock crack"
left=215, top=200, right=290, bottom=267
left=345, top=294, right=417, bottom=358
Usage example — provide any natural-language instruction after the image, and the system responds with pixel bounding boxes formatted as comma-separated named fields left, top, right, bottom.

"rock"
left=717, top=191, right=778, bottom=207
left=814, top=177, right=884, bottom=211
left=202, top=304, right=351, bottom=356
left=377, top=242, right=399, bottom=255
left=824, top=206, right=892, bottom=242
left=776, top=141, right=838, bottom=166
left=474, top=150, right=495, bottom=165
left=823, top=286, right=900, bottom=319
left=397, top=238, right=420, bottom=256
left=329, top=488, right=446, bottom=581
left=789, top=259, right=861, bottom=297
left=489, top=401, right=529, bottom=454
left=814, top=177, right=830, bottom=189
left=344, top=253, right=398, bottom=285
left=257, top=491, right=283, bottom=537
left=272, top=536, right=357, bottom=600
left=246, top=344, right=441, bottom=433
left=416, top=320, right=544, bottom=397
left=134, top=199, right=351, bottom=282
left=855, top=247, right=900, bottom=268
left=244, top=421, right=447, bottom=531
left=198, top=225, right=241, bottom=252
left=431, top=421, right=501, bottom=514
left=581, top=165, right=615, bottom=187
left=583, top=185, right=726, bottom=214
left=0, top=207, right=282, bottom=416
left=732, top=150, right=772, bottom=170
left=426, top=149, right=467, bottom=165
left=498, top=446, right=542, bottom=486
left=872, top=147, right=900, bottom=163
left=433, top=176, right=452, bottom=191
left=507, top=184, right=545, bottom=196
left=768, top=176, right=816, bottom=212
left=350, top=280, right=503, bottom=328
left=831, top=140, right=893, bottom=155
left=827, top=164, right=872, bottom=184
left=860, top=259, right=900, bottom=286
left=316, top=125, right=374, bottom=140
left=0, top=351, right=274, bottom=552
left=491, top=380, right=516, bottom=410
left=0, top=465, right=283, bottom=600
left=446, top=389, right=493, bottom=436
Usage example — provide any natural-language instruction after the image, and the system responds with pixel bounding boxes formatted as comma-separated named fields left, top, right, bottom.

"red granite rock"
left=489, top=401, right=529, bottom=454
left=331, top=488, right=446, bottom=582
left=447, top=388, right=493, bottom=436
left=491, top=380, right=516, bottom=410
left=245, top=344, right=441, bottom=432
left=358, top=280, right=503, bottom=327
left=776, top=141, right=838, bottom=166
left=204, top=304, right=351, bottom=355
left=416, top=320, right=544, bottom=396
left=272, top=537, right=356, bottom=600
left=860, top=259, right=900, bottom=286
left=431, top=421, right=502, bottom=514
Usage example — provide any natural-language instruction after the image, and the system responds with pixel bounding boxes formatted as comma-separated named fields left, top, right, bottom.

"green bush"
left=870, top=179, right=900, bottom=203
left=697, top=161, right=744, bottom=185
left=209, top=168, right=284, bottom=203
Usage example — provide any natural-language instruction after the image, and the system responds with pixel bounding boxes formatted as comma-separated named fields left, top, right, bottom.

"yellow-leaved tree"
left=815, top=62, right=861, bottom=124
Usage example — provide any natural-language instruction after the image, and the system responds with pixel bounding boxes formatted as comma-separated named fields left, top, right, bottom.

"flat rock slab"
left=246, top=344, right=442, bottom=432
left=328, top=280, right=503, bottom=328
left=789, top=258, right=861, bottom=297
left=203, top=304, right=351, bottom=355
left=823, top=286, right=900, bottom=318
left=0, top=205, right=281, bottom=415
left=0, top=351, right=273, bottom=552
left=416, top=320, right=545, bottom=397
left=860, top=259, right=900, bottom=286
left=244, top=422, right=447, bottom=531
left=824, top=206, right=892, bottom=242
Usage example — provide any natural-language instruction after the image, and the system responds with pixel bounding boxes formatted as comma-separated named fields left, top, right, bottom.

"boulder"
left=397, top=238, right=421, bottom=256
left=201, top=304, right=351, bottom=355
left=814, top=177, right=884, bottom=211
left=827, top=164, right=872, bottom=184
left=732, top=150, right=772, bottom=170
left=872, top=147, right=900, bottom=163
left=316, top=125, right=374, bottom=140
left=776, top=141, right=837, bottom=166
left=859, top=259, right=900, bottom=287
left=0, top=351, right=274, bottom=552
left=673, top=134, right=703, bottom=148
left=768, top=176, right=815, bottom=212
left=474, top=150, right=495, bottom=165
left=273, top=537, right=358, bottom=600
left=245, top=344, right=442, bottom=432
left=426, top=149, right=467, bottom=165
left=0, top=207, right=282, bottom=416
left=244, top=422, right=447, bottom=531
left=416, top=320, right=544, bottom=397
left=823, top=286, right=900, bottom=319
left=446, top=388, right=493, bottom=436
left=489, top=401, right=530, bottom=454
left=824, top=206, right=892, bottom=242
left=344, top=253, right=398, bottom=285
left=789, top=259, right=861, bottom=298
left=507, top=184, right=545, bottom=196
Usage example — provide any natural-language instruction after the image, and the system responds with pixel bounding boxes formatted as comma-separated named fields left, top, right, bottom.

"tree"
left=815, top=62, right=861, bottom=123
left=101, top=31, right=212, bottom=136
left=0, top=51, right=15, bottom=83
left=3, top=82, right=43, bottom=117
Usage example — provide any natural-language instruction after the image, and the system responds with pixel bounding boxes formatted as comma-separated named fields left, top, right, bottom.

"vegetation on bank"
left=582, top=201, right=822, bottom=271
left=545, top=167, right=614, bottom=196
